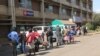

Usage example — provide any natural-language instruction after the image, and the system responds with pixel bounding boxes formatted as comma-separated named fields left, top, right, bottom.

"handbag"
left=42, top=42, right=48, bottom=46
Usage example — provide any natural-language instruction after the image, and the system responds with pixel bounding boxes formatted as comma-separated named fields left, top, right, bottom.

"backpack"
left=8, top=31, right=19, bottom=43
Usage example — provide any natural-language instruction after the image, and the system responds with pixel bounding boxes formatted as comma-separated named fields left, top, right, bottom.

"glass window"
left=33, top=27, right=42, bottom=30
left=19, top=0, right=25, bottom=7
left=52, top=27, right=56, bottom=31
left=26, top=0, right=32, bottom=9
left=19, top=0, right=32, bottom=9
left=62, top=9, right=66, bottom=15
left=66, top=0, right=71, bottom=3
left=48, top=6, right=53, bottom=12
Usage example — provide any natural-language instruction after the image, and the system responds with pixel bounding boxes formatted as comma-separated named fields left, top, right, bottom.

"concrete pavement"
left=1, top=31, right=100, bottom=56
left=18, top=33, right=100, bottom=56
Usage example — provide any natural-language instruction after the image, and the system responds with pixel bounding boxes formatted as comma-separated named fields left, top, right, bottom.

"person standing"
left=26, top=29, right=36, bottom=56
left=19, top=30, right=26, bottom=53
left=42, top=28, right=48, bottom=50
left=33, top=29, right=41, bottom=52
left=56, top=25, right=62, bottom=46
left=68, top=27, right=76, bottom=43
left=47, top=27, right=53, bottom=49
left=8, top=27, right=19, bottom=56
left=63, top=26, right=68, bottom=44
left=82, top=26, right=87, bottom=35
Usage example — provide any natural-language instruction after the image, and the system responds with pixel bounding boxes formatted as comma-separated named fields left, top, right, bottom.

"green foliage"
left=85, top=23, right=96, bottom=30
left=93, top=13, right=100, bottom=26
left=87, top=13, right=100, bottom=30
left=95, top=26, right=100, bottom=31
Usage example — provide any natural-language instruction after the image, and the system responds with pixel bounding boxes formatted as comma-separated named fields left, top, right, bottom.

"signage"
left=73, top=16, right=82, bottom=23
left=23, top=10, right=34, bottom=16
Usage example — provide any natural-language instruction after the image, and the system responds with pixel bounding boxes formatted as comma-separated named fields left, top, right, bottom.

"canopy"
left=51, top=19, right=76, bottom=27
left=52, top=19, right=75, bottom=25
left=51, top=19, right=64, bottom=27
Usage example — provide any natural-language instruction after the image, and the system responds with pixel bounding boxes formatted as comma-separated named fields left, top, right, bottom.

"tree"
left=93, top=13, right=100, bottom=26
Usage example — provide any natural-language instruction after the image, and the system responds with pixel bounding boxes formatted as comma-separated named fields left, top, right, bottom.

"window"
left=89, top=14, right=92, bottom=19
left=33, top=27, right=42, bottom=30
left=62, top=9, right=66, bottom=15
left=52, top=27, right=56, bottom=31
left=89, top=4, right=92, bottom=10
left=18, top=0, right=25, bottom=7
left=45, top=5, right=53, bottom=13
left=48, top=6, right=53, bottom=12
left=66, top=0, right=71, bottom=3
left=76, top=0, right=80, bottom=5
left=83, top=3, right=86, bottom=8
left=71, top=0, right=76, bottom=4
left=19, top=0, right=32, bottom=9
left=82, top=12, right=87, bottom=18
left=67, top=9, right=71, bottom=17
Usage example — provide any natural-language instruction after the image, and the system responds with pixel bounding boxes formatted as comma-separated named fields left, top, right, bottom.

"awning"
left=51, top=19, right=64, bottom=27
left=51, top=19, right=64, bottom=25
left=61, top=20, right=75, bottom=25
left=51, top=19, right=75, bottom=25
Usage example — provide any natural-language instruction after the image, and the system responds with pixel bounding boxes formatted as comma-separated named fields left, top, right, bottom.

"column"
left=80, top=0, right=83, bottom=22
left=41, top=0, right=45, bottom=26
left=9, top=0, right=16, bottom=28
left=59, top=0, right=62, bottom=20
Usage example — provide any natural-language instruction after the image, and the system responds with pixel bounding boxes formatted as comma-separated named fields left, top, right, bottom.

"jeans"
left=12, top=41, right=18, bottom=56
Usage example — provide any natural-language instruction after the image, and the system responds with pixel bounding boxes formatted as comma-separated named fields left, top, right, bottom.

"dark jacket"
left=47, top=30, right=53, bottom=37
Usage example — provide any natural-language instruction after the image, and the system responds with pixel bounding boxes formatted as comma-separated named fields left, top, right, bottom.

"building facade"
left=0, top=0, right=92, bottom=37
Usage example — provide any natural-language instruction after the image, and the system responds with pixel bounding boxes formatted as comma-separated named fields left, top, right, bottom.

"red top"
left=26, top=32, right=40, bottom=43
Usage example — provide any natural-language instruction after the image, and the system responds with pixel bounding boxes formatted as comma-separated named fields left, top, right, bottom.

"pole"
left=41, top=0, right=45, bottom=26
left=59, top=0, right=62, bottom=20
left=11, top=0, right=16, bottom=28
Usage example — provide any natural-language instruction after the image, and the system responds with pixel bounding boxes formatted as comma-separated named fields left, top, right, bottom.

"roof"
left=61, top=20, right=75, bottom=25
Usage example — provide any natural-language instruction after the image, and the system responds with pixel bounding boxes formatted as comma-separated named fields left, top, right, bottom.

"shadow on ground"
left=36, top=51, right=50, bottom=55
left=0, top=44, right=13, bottom=56
left=74, top=41, right=81, bottom=44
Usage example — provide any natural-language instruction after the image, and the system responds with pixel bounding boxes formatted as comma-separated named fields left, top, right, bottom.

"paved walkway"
left=18, top=33, right=100, bottom=56
left=1, top=32, right=100, bottom=56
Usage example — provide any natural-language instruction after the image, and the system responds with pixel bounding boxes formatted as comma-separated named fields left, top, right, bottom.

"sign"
left=73, top=16, right=82, bottom=23
left=23, top=10, right=34, bottom=16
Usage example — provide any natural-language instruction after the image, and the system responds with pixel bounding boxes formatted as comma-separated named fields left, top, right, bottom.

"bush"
left=95, top=26, right=100, bottom=31
left=85, top=23, right=96, bottom=30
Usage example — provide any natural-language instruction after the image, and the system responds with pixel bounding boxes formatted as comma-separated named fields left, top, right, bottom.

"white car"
left=33, top=26, right=57, bottom=39
left=33, top=26, right=49, bottom=35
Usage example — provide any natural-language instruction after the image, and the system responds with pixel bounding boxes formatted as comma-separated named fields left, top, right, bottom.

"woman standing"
left=26, top=29, right=36, bottom=56
left=33, top=29, right=41, bottom=52
left=42, top=28, right=48, bottom=50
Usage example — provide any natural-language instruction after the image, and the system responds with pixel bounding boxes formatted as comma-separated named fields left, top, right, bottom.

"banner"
left=23, top=10, right=34, bottom=16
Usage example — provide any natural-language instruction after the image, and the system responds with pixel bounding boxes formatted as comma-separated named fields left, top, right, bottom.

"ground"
left=0, top=32, right=100, bottom=56
left=17, top=33, right=100, bottom=56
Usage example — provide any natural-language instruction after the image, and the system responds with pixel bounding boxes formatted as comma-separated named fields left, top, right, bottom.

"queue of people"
left=7, top=25, right=87, bottom=56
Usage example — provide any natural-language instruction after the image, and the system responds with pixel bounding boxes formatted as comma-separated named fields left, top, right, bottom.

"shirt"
left=26, top=32, right=40, bottom=43
left=8, top=31, right=19, bottom=43
left=69, top=30, right=76, bottom=36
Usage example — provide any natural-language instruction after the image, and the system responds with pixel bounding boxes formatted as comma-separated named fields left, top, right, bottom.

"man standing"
left=19, top=30, right=26, bottom=53
left=56, top=25, right=62, bottom=46
left=47, top=27, right=53, bottom=49
left=8, top=27, right=19, bottom=56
